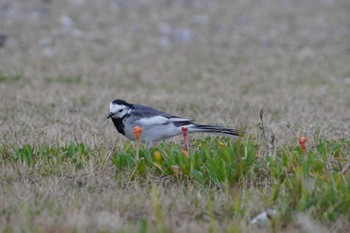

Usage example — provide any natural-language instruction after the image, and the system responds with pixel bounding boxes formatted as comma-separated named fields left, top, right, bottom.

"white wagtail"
left=107, top=99, right=244, bottom=145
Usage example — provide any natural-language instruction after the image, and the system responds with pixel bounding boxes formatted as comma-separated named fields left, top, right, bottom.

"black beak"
left=107, top=112, right=115, bottom=119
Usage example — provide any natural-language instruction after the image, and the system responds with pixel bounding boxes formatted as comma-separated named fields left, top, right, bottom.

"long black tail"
left=188, top=124, right=245, bottom=137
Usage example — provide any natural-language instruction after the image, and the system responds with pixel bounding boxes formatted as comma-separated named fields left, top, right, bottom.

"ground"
left=0, top=0, right=349, bottom=232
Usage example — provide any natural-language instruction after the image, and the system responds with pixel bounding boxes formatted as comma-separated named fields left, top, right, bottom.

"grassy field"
left=0, top=0, right=350, bottom=232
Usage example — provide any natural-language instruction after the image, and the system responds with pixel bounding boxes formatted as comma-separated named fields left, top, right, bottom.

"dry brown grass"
left=1, top=0, right=349, bottom=146
left=0, top=0, right=349, bottom=232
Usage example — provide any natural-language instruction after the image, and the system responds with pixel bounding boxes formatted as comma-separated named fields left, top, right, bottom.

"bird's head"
left=107, top=99, right=133, bottom=119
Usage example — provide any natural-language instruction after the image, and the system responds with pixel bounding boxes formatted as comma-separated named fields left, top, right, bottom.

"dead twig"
left=259, top=106, right=275, bottom=149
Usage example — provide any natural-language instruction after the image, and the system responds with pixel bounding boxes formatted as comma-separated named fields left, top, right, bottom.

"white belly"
left=124, top=123, right=185, bottom=145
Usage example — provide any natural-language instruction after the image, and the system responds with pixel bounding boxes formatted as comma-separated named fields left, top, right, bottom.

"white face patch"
left=109, top=103, right=130, bottom=118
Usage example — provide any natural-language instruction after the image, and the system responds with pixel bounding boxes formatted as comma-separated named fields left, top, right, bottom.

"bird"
left=107, top=99, right=244, bottom=146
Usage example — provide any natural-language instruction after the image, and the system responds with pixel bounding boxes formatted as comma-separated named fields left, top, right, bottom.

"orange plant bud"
left=132, top=126, right=143, bottom=141
left=181, top=126, right=190, bottom=152
left=298, top=136, right=308, bottom=153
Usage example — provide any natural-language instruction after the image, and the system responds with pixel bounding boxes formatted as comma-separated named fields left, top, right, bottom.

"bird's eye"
left=118, top=109, right=123, bottom=112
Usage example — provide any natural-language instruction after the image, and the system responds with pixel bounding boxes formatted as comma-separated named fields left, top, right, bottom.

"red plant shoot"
left=298, top=136, right=308, bottom=154
left=132, top=126, right=143, bottom=141
left=181, top=126, right=190, bottom=152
